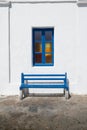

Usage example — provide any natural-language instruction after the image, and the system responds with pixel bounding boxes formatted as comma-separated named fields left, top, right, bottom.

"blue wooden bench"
left=19, top=72, right=69, bottom=99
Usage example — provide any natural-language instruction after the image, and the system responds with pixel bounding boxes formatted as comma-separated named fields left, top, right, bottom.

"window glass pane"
left=45, top=31, right=52, bottom=41
left=35, top=31, right=41, bottom=41
left=35, top=54, right=42, bottom=63
left=35, top=43, right=42, bottom=52
left=45, top=43, right=52, bottom=52
left=45, top=54, right=52, bottom=63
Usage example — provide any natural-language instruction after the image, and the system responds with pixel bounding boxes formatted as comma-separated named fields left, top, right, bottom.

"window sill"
left=33, top=63, right=54, bottom=66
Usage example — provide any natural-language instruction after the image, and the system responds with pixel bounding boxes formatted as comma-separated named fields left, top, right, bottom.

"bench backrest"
left=21, top=73, right=67, bottom=85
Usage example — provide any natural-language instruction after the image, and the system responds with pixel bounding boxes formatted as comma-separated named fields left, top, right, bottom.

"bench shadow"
left=28, top=93, right=64, bottom=97
left=21, top=78, right=71, bottom=99
left=22, top=93, right=71, bottom=100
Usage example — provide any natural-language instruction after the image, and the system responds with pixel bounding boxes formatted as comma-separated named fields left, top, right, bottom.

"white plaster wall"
left=0, top=7, right=9, bottom=94
left=1, top=2, right=87, bottom=95
left=10, top=3, right=77, bottom=94
left=75, top=6, right=87, bottom=94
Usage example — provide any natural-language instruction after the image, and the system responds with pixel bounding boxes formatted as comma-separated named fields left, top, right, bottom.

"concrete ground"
left=0, top=94, right=87, bottom=130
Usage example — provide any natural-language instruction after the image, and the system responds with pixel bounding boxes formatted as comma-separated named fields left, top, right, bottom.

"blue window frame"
left=32, top=28, right=54, bottom=66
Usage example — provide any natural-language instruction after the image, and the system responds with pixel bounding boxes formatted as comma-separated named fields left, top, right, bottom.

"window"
left=32, top=28, right=54, bottom=66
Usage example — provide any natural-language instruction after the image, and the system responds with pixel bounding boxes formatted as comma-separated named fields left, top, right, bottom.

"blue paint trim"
left=32, top=28, right=35, bottom=66
left=24, top=78, right=65, bottom=80
left=42, top=31, right=45, bottom=63
left=20, top=72, right=69, bottom=91
left=34, top=63, right=53, bottom=66
left=23, top=74, right=66, bottom=76
left=35, top=40, right=42, bottom=42
left=20, top=84, right=68, bottom=90
left=21, top=73, right=24, bottom=84
left=32, top=28, right=54, bottom=66
left=52, top=29, right=54, bottom=65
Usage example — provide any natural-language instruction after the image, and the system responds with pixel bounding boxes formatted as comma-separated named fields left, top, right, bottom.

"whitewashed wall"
left=0, top=1, right=87, bottom=95
left=0, top=7, right=8, bottom=82
left=10, top=3, right=77, bottom=94
left=76, top=5, right=87, bottom=94
left=0, top=7, right=9, bottom=95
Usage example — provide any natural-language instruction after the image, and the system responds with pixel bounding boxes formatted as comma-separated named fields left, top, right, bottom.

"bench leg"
left=20, top=90, right=23, bottom=100
left=65, top=89, right=69, bottom=99
left=23, top=88, right=29, bottom=98
left=64, top=89, right=65, bottom=95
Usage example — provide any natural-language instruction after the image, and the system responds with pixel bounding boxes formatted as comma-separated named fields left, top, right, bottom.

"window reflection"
left=45, top=43, right=52, bottom=52
left=35, top=54, right=42, bottom=63
left=35, top=31, right=41, bottom=41
left=45, top=54, right=52, bottom=63
left=35, top=43, right=42, bottom=52
left=45, top=31, right=52, bottom=41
